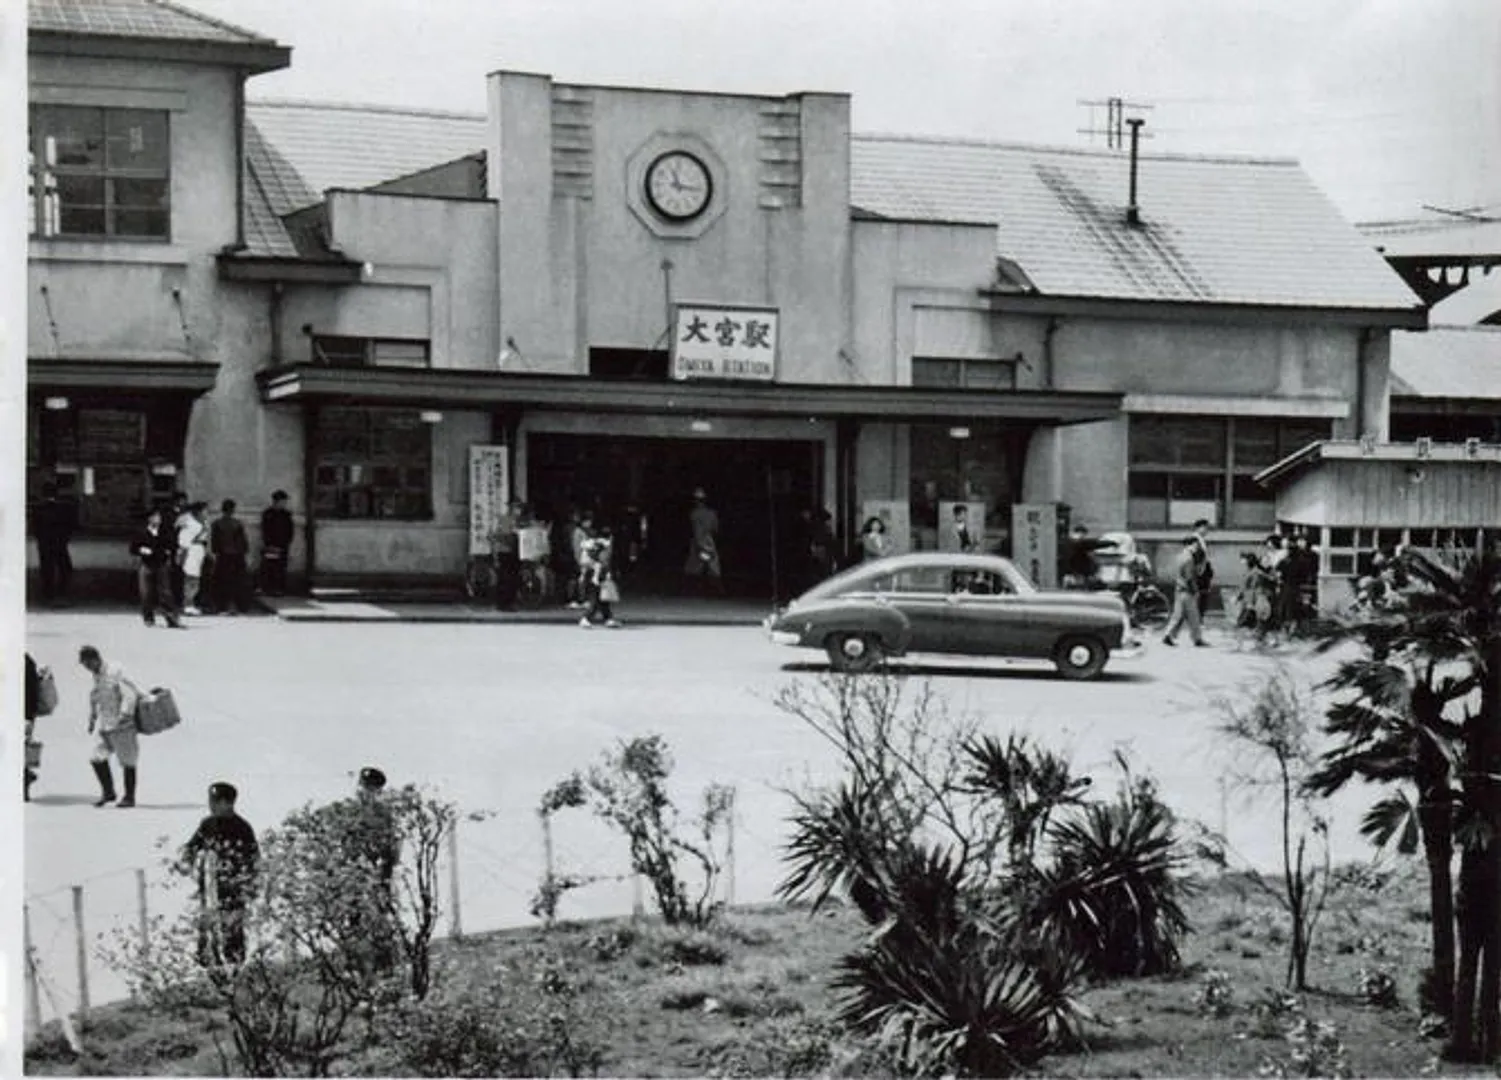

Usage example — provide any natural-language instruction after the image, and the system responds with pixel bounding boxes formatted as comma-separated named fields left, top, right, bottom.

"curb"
left=271, top=611, right=768, bottom=628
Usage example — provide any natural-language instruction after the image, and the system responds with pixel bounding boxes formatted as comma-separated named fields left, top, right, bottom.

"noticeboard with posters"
left=860, top=500, right=911, bottom=557
left=1011, top=503, right=1059, bottom=588
left=468, top=445, right=509, bottom=556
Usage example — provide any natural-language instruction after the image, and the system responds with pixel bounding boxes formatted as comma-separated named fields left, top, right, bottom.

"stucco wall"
left=488, top=74, right=853, bottom=381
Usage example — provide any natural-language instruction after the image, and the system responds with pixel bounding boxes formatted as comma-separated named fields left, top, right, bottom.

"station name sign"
left=671, top=303, right=779, bottom=382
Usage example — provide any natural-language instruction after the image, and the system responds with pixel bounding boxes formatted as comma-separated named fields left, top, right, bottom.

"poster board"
left=860, top=500, right=911, bottom=557
left=468, top=445, right=509, bottom=556
left=1012, top=503, right=1059, bottom=589
left=939, top=501, right=987, bottom=553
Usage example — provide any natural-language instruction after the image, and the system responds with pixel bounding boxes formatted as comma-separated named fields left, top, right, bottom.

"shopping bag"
left=36, top=667, right=58, bottom=716
left=600, top=579, right=620, bottom=603
left=135, top=687, right=182, bottom=735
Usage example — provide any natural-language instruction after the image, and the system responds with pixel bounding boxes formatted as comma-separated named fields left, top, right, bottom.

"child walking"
left=579, top=527, right=621, bottom=629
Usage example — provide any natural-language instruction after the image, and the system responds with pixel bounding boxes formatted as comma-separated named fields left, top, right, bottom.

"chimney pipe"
left=1126, top=118, right=1145, bottom=226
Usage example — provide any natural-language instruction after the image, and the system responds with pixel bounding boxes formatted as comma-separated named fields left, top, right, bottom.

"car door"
left=877, top=564, right=956, bottom=653
left=943, top=568, right=1032, bottom=657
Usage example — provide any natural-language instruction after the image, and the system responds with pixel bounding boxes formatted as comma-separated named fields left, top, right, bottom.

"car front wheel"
left=1054, top=635, right=1108, bottom=680
left=826, top=632, right=883, bottom=674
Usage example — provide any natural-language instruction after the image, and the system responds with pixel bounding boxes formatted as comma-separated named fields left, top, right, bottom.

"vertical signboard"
left=1012, top=503, right=1059, bottom=589
left=468, top=445, right=509, bottom=556
left=671, top=303, right=779, bottom=382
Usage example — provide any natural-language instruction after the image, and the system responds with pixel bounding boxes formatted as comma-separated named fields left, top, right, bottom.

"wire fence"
left=23, top=787, right=777, bottom=1041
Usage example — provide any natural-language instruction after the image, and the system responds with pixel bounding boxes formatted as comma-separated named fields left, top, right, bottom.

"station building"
left=26, top=0, right=1432, bottom=601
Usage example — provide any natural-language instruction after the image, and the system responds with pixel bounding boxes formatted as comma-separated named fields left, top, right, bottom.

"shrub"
left=1258, top=1016, right=1351, bottom=1079
left=1251, top=987, right=1304, bottom=1039
left=1195, top=969, right=1236, bottom=1018
left=1358, top=966, right=1400, bottom=1009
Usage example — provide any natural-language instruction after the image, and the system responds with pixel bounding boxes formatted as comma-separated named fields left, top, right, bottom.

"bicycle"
left=517, top=560, right=550, bottom=609
left=464, top=555, right=497, bottom=603
left=1119, top=579, right=1170, bottom=629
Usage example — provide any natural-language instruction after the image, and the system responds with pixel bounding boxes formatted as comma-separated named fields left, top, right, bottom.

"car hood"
left=1026, top=590, right=1128, bottom=612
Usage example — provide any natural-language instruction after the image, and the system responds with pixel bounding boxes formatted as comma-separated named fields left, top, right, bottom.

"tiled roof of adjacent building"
left=1360, top=206, right=1501, bottom=259
left=850, top=135, right=1422, bottom=311
left=28, top=0, right=275, bottom=45
left=1390, top=325, right=1501, bottom=400
left=245, top=100, right=488, bottom=208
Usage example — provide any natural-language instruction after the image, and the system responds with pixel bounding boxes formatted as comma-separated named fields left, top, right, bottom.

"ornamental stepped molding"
left=758, top=99, right=802, bottom=210
left=551, top=86, right=595, bottom=199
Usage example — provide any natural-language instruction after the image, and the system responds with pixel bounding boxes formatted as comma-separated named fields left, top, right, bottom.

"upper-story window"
left=28, top=105, right=171, bottom=241
left=311, top=336, right=431, bottom=368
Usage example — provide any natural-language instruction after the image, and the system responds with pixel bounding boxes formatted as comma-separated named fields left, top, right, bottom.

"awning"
left=256, top=364, right=1123, bottom=425
left=29, top=358, right=220, bottom=394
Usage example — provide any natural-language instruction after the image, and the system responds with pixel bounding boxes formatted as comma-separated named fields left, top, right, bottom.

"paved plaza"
left=23, top=608, right=1373, bottom=1012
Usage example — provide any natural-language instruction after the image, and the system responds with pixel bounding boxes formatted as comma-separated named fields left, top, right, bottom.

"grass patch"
left=25, top=867, right=1480, bottom=1077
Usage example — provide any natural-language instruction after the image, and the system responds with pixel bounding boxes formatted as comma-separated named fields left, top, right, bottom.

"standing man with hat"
left=259, top=490, right=295, bottom=597
left=177, top=782, right=260, bottom=967
left=684, top=488, right=723, bottom=596
left=352, top=766, right=401, bottom=973
left=80, top=645, right=141, bottom=807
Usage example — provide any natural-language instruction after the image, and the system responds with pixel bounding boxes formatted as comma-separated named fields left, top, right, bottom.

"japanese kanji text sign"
left=671, top=304, right=779, bottom=382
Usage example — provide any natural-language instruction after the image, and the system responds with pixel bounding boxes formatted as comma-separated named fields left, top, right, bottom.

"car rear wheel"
left=1054, top=635, right=1108, bottom=680
left=826, top=632, right=883, bottom=674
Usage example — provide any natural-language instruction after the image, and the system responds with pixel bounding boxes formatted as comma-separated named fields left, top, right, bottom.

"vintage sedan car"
left=765, top=552, right=1142, bottom=680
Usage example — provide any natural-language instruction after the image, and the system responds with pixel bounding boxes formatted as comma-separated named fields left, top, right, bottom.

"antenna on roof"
left=1077, top=96, right=1154, bottom=150
left=1126, top=118, right=1146, bottom=226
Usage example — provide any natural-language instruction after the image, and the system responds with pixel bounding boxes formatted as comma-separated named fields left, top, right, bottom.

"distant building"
left=26, top=0, right=1428, bottom=599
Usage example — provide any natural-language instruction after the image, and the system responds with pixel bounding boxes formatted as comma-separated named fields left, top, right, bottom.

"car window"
left=953, top=569, right=1013, bottom=596
left=872, top=566, right=951, bottom=594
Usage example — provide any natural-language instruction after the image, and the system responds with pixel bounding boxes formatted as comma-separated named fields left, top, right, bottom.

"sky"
left=200, top=0, right=1499, bottom=223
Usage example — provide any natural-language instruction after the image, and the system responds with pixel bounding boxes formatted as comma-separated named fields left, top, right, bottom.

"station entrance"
left=525, top=433, right=826, bottom=600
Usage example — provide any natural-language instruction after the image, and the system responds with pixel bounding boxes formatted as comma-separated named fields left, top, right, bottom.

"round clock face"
left=645, top=151, right=713, bottom=221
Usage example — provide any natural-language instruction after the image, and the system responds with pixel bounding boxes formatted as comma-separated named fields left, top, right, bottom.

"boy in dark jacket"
left=259, top=491, right=294, bottom=596
left=178, top=782, right=259, bottom=966
left=131, top=509, right=182, bottom=628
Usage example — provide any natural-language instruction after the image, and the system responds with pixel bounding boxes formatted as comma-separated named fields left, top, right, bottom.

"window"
left=313, top=407, right=432, bottom=520
left=1320, top=526, right=1483, bottom=578
left=311, top=336, right=431, bottom=368
left=1128, top=415, right=1332, bottom=529
left=872, top=565, right=951, bottom=594
left=912, top=357, right=1017, bottom=391
left=954, top=569, right=1014, bottom=595
left=29, top=105, right=170, bottom=239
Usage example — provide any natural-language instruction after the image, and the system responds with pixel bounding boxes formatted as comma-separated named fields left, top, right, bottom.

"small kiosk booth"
left=1256, top=440, right=1501, bottom=611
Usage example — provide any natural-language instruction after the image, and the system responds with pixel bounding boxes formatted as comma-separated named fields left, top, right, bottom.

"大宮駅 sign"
left=671, top=303, right=779, bottom=382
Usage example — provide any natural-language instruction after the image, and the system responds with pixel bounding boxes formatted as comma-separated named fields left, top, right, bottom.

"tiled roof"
left=851, top=135, right=1422, bottom=311
left=1361, top=207, right=1501, bottom=258
left=245, top=100, right=488, bottom=207
left=28, top=0, right=274, bottom=44
left=246, top=119, right=318, bottom=218
left=1390, top=325, right=1501, bottom=400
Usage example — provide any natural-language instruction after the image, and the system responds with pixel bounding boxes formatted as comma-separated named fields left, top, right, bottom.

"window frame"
left=310, top=336, right=432, bottom=369
left=1127, top=414, right=1332, bottom=530
left=312, top=407, right=434, bottom=522
left=29, top=104, right=172, bottom=242
left=911, top=356, right=1018, bottom=391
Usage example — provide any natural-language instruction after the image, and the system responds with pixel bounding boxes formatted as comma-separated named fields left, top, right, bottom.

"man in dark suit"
left=31, top=484, right=74, bottom=604
left=259, top=490, right=295, bottom=596
left=130, top=508, right=182, bottom=628
left=178, top=782, right=260, bottom=967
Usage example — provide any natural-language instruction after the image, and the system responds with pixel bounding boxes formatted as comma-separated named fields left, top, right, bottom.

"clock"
left=644, top=150, right=713, bottom=222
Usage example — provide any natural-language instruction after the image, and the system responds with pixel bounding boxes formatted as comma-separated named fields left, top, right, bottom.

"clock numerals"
left=646, top=152, right=711, bottom=222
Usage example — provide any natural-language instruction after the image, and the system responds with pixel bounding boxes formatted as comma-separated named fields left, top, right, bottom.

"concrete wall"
left=488, top=74, right=853, bottom=381
left=279, top=191, right=499, bottom=370
left=27, top=54, right=305, bottom=579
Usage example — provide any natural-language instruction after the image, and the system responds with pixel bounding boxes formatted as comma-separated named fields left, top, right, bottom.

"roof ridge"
left=247, top=97, right=487, bottom=122
left=850, top=130, right=1299, bottom=167
left=146, top=0, right=275, bottom=44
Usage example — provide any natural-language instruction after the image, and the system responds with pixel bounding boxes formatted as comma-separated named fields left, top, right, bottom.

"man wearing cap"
left=259, top=490, right=295, bottom=597
left=177, top=782, right=259, bottom=967
left=684, top=488, right=723, bottom=595
left=80, top=645, right=142, bottom=807
left=345, top=767, right=401, bottom=973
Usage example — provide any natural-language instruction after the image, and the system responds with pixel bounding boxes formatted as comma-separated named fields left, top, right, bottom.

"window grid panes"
left=911, top=357, right=1017, bottom=391
left=311, top=336, right=431, bottom=369
left=313, top=408, right=433, bottom=521
left=29, top=105, right=170, bottom=240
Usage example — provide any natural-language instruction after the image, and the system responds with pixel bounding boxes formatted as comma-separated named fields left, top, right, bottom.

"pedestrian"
left=860, top=516, right=891, bottom=562
left=492, top=500, right=522, bottom=611
left=24, top=653, right=41, bottom=802
left=131, top=508, right=183, bottom=628
left=580, top=528, right=622, bottom=628
left=259, top=490, right=295, bottom=597
left=210, top=499, right=252, bottom=614
left=569, top=511, right=593, bottom=608
left=31, top=483, right=74, bottom=604
left=1162, top=535, right=1209, bottom=648
left=1283, top=533, right=1319, bottom=633
left=170, top=493, right=192, bottom=607
left=1061, top=524, right=1108, bottom=590
left=1192, top=518, right=1215, bottom=618
left=352, top=767, right=400, bottom=973
left=684, top=489, right=723, bottom=594
left=177, top=781, right=259, bottom=967
left=80, top=645, right=141, bottom=808
left=552, top=508, right=579, bottom=607
left=808, top=509, right=836, bottom=586
left=950, top=504, right=977, bottom=554
left=177, top=501, right=210, bottom=615
left=1234, top=551, right=1275, bottom=641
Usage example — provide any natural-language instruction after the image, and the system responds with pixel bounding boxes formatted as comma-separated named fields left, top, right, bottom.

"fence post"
left=631, top=873, right=645, bottom=919
left=24, top=903, right=42, bottom=1034
left=726, top=788, right=737, bottom=907
left=71, top=885, right=90, bottom=1016
left=135, top=868, right=150, bottom=961
left=446, top=821, right=463, bottom=939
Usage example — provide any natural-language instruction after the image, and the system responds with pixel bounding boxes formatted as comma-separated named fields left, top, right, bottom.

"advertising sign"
left=1011, top=503, right=1059, bottom=589
left=939, top=502, right=988, bottom=553
left=860, top=500, right=912, bottom=557
left=671, top=303, right=779, bottom=382
left=468, top=445, right=509, bottom=556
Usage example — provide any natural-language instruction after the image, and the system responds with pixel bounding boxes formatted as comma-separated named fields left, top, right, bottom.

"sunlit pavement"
left=22, top=610, right=1374, bottom=1009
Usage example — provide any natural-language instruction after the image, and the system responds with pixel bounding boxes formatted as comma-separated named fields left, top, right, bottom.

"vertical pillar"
left=446, top=823, right=462, bottom=939
left=24, top=904, right=41, bottom=1033
left=135, top=868, right=149, bottom=961
left=301, top=404, right=319, bottom=590
left=71, top=885, right=89, bottom=1015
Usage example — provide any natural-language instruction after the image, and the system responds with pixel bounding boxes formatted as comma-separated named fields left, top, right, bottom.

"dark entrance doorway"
left=526, top=433, right=824, bottom=600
